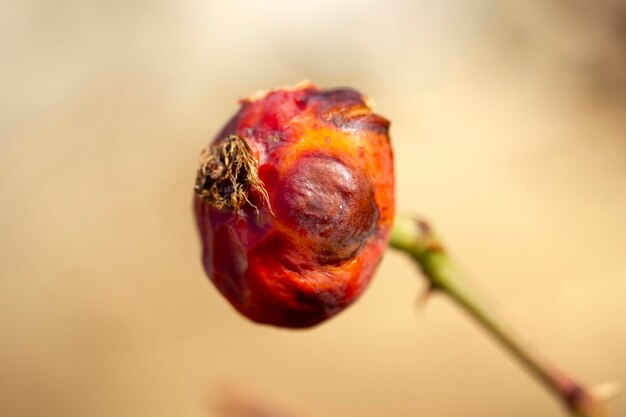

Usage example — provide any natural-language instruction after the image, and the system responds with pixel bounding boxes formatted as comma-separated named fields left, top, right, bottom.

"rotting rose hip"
left=194, top=81, right=394, bottom=328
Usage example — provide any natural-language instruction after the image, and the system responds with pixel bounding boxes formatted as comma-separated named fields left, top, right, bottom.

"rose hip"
left=194, top=82, right=394, bottom=328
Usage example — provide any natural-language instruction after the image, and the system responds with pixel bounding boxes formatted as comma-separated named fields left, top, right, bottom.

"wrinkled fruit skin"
left=194, top=83, right=394, bottom=328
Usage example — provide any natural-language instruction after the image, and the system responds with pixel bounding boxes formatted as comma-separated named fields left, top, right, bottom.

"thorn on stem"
left=415, top=283, right=438, bottom=310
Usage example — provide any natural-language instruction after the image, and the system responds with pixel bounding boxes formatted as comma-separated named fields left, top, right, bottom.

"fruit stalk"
left=389, top=215, right=612, bottom=417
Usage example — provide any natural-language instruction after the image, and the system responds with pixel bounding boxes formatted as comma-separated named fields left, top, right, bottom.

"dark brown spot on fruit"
left=309, top=88, right=390, bottom=134
left=311, top=88, right=364, bottom=110
left=275, top=154, right=379, bottom=264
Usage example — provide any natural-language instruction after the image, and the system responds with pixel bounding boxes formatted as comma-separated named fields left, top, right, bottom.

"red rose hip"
left=194, top=82, right=394, bottom=328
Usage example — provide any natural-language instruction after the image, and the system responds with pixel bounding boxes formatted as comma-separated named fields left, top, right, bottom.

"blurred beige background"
left=1, top=1, right=625, bottom=416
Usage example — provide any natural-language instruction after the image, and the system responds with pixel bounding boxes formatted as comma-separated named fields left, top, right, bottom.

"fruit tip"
left=240, top=80, right=316, bottom=104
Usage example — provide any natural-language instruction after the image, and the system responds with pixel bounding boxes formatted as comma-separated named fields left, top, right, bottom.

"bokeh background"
left=1, top=1, right=625, bottom=416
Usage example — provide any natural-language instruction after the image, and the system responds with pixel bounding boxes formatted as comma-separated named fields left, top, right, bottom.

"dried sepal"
left=194, top=135, right=271, bottom=213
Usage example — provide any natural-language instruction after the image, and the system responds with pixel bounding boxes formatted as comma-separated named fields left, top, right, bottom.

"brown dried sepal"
left=194, top=135, right=270, bottom=213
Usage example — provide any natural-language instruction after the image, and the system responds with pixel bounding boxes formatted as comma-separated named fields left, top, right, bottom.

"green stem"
left=389, top=215, right=610, bottom=417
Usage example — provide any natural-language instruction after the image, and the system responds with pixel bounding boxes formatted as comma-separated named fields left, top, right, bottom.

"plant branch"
left=389, top=215, right=612, bottom=417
